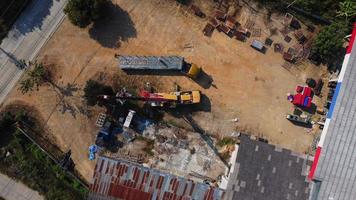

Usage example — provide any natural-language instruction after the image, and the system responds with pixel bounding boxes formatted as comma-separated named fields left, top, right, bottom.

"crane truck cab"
left=149, top=91, right=201, bottom=108
left=175, top=91, right=201, bottom=104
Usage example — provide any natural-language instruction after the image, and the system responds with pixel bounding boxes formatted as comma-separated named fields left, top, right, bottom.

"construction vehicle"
left=99, top=89, right=201, bottom=108
left=116, top=55, right=201, bottom=79
left=141, top=90, right=201, bottom=107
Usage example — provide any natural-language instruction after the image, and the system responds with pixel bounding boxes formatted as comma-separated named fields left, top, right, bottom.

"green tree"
left=19, top=78, right=35, bottom=94
left=311, top=22, right=348, bottom=66
left=19, top=62, right=47, bottom=94
left=64, top=0, right=108, bottom=28
left=83, top=79, right=113, bottom=106
left=337, top=0, right=356, bottom=21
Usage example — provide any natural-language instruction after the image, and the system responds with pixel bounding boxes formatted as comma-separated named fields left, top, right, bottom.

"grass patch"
left=217, top=137, right=236, bottom=147
left=0, top=112, right=87, bottom=200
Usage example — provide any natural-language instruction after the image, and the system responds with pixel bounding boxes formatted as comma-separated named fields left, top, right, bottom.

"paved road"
left=0, top=0, right=68, bottom=104
left=0, top=173, right=43, bottom=200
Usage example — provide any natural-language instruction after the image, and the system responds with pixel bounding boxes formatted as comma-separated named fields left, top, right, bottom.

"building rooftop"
left=225, top=135, right=311, bottom=200
left=88, top=156, right=224, bottom=200
left=309, top=23, right=356, bottom=200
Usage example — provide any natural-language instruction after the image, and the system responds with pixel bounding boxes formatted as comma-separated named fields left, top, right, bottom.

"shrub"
left=217, top=137, right=236, bottom=147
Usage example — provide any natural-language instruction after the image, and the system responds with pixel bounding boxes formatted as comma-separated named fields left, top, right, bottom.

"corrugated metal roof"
left=88, top=156, right=224, bottom=200
left=311, top=36, right=356, bottom=200
left=117, top=56, right=184, bottom=70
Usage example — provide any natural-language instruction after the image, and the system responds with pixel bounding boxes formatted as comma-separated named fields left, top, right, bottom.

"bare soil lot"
left=2, top=0, right=327, bottom=181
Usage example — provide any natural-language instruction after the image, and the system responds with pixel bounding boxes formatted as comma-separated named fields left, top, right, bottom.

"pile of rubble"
left=142, top=124, right=227, bottom=182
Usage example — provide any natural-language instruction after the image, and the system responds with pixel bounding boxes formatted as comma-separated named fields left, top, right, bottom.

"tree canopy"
left=64, top=0, right=108, bottom=28
left=83, top=79, right=113, bottom=106
left=311, top=22, right=348, bottom=66
left=19, top=62, right=48, bottom=94
left=337, top=0, right=356, bottom=22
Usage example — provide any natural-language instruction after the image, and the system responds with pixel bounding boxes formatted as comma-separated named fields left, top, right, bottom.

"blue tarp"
left=89, top=145, right=98, bottom=160
left=303, top=96, right=309, bottom=107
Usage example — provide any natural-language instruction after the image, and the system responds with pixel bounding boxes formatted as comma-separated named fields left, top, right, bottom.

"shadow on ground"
left=168, top=93, right=211, bottom=118
left=0, top=47, right=25, bottom=69
left=124, top=70, right=185, bottom=77
left=13, top=0, right=53, bottom=35
left=194, top=69, right=215, bottom=89
left=287, top=120, right=313, bottom=128
left=123, top=69, right=215, bottom=89
left=89, top=3, right=137, bottom=48
left=298, top=103, right=317, bottom=115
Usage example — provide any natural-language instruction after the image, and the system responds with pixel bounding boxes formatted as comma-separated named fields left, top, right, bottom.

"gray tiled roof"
left=312, top=41, right=356, bottom=200
left=226, top=135, right=310, bottom=200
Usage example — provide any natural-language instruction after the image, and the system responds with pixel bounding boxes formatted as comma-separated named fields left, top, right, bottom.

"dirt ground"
left=1, top=0, right=328, bottom=181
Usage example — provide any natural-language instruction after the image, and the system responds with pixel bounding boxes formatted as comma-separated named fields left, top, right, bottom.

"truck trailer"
left=116, top=55, right=201, bottom=79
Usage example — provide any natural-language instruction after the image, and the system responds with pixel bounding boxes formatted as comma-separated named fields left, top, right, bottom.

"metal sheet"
left=118, top=56, right=184, bottom=71
left=89, top=156, right=224, bottom=200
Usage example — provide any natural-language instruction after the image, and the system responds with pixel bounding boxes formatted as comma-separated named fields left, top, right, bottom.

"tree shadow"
left=0, top=114, right=16, bottom=148
left=89, top=2, right=137, bottom=48
left=58, top=83, right=79, bottom=97
left=58, top=100, right=77, bottom=119
left=12, top=0, right=53, bottom=35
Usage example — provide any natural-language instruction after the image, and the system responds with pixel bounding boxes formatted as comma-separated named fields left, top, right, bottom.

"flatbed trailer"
left=116, top=55, right=201, bottom=79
